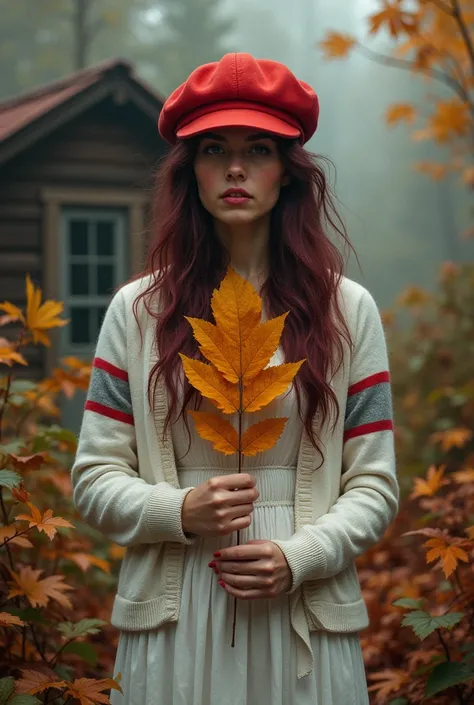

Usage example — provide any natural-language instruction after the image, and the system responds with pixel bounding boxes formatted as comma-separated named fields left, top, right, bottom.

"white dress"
left=111, top=360, right=370, bottom=705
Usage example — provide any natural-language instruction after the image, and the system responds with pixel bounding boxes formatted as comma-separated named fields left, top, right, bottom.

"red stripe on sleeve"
left=348, top=371, right=390, bottom=397
left=93, top=357, right=129, bottom=382
left=85, top=400, right=134, bottom=426
left=344, top=419, right=393, bottom=442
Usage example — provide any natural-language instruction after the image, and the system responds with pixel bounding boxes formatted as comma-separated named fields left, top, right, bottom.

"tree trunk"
left=74, top=0, right=88, bottom=70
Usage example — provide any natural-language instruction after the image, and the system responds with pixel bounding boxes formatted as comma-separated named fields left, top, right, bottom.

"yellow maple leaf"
left=15, top=502, right=74, bottom=540
left=424, top=537, right=469, bottom=578
left=179, top=356, right=238, bottom=413
left=0, top=301, right=25, bottom=324
left=64, top=676, right=122, bottom=704
left=25, top=274, right=68, bottom=346
left=410, top=465, right=450, bottom=499
left=241, top=417, right=287, bottom=457
left=320, top=31, right=356, bottom=58
left=386, top=103, right=417, bottom=126
left=413, top=100, right=470, bottom=144
left=7, top=566, right=74, bottom=608
left=0, top=611, right=25, bottom=627
left=369, top=1, right=418, bottom=37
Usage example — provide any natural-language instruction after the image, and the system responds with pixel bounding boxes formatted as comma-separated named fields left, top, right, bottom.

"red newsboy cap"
left=158, top=53, right=319, bottom=145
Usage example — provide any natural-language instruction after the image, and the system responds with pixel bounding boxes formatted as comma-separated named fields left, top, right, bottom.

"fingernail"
left=218, top=580, right=226, bottom=588
left=213, top=551, right=221, bottom=558
left=208, top=561, right=216, bottom=568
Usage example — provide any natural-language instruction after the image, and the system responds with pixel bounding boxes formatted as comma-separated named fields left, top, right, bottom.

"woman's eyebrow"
left=245, top=132, right=274, bottom=141
left=200, top=132, right=226, bottom=141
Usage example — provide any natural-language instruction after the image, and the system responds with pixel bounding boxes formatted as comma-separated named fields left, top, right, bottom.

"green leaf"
left=62, top=641, right=98, bottom=666
left=3, top=607, right=48, bottom=625
left=393, top=597, right=424, bottom=609
left=425, top=661, right=474, bottom=697
left=57, top=618, right=107, bottom=639
left=9, top=696, right=42, bottom=705
left=0, top=469, right=22, bottom=490
left=0, top=677, right=15, bottom=705
left=402, top=610, right=464, bottom=640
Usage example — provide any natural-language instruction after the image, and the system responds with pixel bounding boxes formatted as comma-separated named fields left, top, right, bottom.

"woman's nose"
left=225, top=161, right=246, bottom=181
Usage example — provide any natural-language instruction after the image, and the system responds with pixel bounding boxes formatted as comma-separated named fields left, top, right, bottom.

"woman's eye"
left=250, top=144, right=271, bottom=155
left=203, top=144, right=224, bottom=155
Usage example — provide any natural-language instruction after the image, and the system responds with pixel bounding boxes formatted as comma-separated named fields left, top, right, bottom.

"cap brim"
left=176, top=108, right=301, bottom=140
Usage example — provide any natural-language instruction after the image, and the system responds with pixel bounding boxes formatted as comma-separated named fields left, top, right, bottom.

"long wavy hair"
left=133, top=136, right=354, bottom=460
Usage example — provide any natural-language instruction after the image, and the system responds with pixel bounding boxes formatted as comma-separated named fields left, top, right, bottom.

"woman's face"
left=193, top=127, right=288, bottom=227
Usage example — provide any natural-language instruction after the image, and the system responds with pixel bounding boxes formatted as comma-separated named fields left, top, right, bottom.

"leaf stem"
left=436, top=627, right=451, bottom=661
left=0, top=369, right=14, bottom=443
left=451, top=0, right=474, bottom=75
left=231, top=379, right=244, bottom=648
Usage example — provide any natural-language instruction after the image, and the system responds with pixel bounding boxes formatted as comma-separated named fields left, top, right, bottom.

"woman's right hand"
left=181, top=473, right=259, bottom=537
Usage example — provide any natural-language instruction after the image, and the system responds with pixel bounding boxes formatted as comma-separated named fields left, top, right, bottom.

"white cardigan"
left=71, top=274, right=399, bottom=679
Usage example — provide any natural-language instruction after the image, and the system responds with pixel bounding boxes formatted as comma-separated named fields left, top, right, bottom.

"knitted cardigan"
left=71, top=273, right=399, bottom=679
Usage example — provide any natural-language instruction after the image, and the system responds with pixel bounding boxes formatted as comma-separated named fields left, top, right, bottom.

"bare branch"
left=452, top=0, right=474, bottom=75
left=357, top=44, right=474, bottom=116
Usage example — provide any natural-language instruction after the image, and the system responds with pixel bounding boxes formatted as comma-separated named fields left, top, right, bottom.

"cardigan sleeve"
left=70, top=287, right=195, bottom=548
left=273, top=289, right=399, bottom=591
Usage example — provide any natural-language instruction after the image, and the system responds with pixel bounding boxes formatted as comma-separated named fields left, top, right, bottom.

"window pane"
left=70, top=264, right=89, bottom=296
left=70, top=308, right=90, bottom=344
left=96, top=306, right=107, bottom=333
left=96, top=221, right=115, bottom=256
left=97, top=264, right=114, bottom=295
left=70, top=220, right=88, bottom=255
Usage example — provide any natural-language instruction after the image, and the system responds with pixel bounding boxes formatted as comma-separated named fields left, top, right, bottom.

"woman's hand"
left=181, top=473, right=259, bottom=537
left=210, top=539, right=292, bottom=599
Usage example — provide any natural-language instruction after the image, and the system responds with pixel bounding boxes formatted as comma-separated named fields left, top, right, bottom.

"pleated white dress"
left=111, top=361, right=370, bottom=705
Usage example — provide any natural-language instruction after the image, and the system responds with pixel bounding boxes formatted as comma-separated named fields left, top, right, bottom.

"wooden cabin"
left=0, top=59, right=167, bottom=430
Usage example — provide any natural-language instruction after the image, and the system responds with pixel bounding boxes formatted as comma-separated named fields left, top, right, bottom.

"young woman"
left=71, top=53, right=399, bottom=705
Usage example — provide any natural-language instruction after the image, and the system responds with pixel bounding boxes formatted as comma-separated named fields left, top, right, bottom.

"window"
left=61, top=208, right=128, bottom=351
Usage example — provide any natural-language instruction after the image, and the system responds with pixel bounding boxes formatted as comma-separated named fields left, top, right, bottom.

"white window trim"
left=41, top=187, right=149, bottom=375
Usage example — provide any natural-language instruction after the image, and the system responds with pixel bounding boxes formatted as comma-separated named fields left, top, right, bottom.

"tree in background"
left=144, top=0, right=234, bottom=95
left=320, top=0, right=474, bottom=230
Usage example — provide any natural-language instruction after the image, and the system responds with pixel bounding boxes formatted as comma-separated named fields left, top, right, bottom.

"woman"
left=71, top=53, right=399, bottom=705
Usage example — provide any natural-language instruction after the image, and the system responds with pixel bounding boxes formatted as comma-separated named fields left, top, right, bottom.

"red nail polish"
left=208, top=561, right=216, bottom=568
left=213, top=568, right=219, bottom=574
left=218, top=580, right=226, bottom=588
left=213, top=551, right=221, bottom=558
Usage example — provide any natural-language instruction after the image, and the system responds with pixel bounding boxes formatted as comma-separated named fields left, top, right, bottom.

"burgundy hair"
left=133, top=137, right=354, bottom=460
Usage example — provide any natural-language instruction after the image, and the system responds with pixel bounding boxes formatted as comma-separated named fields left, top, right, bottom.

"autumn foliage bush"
left=0, top=277, right=122, bottom=704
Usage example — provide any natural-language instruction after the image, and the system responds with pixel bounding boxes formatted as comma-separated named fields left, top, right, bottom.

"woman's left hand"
left=210, top=539, right=292, bottom=600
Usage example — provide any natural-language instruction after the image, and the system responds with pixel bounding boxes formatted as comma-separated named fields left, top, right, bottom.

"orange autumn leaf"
left=0, top=524, right=34, bottom=549
left=369, top=1, right=418, bottom=37
left=453, top=467, right=474, bottom=484
left=414, top=161, right=448, bottom=180
left=240, top=417, right=287, bottom=457
left=184, top=318, right=241, bottom=384
left=431, top=427, right=473, bottom=451
left=211, top=267, right=262, bottom=347
left=109, top=543, right=126, bottom=560
left=242, top=361, right=304, bottom=413
left=410, top=465, right=450, bottom=499
left=179, top=356, right=238, bottom=413
left=15, top=502, right=74, bottom=539
left=240, top=315, right=288, bottom=384
left=15, top=668, right=68, bottom=695
left=320, top=31, right=356, bottom=58
left=367, top=668, right=409, bottom=701
left=423, top=537, right=470, bottom=578
left=11, top=483, right=31, bottom=503
left=465, top=526, right=474, bottom=540
left=188, top=411, right=239, bottom=454
left=63, top=677, right=123, bottom=704
left=25, top=274, right=68, bottom=346
left=0, top=344, right=27, bottom=367
left=0, top=611, right=25, bottom=627
left=386, top=103, right=417, bottom=126
left=413, top=100, right=470, bottom=144
left=65, top=552, right=111, bottom=574
left=7, top=565, right=74, bottom=608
